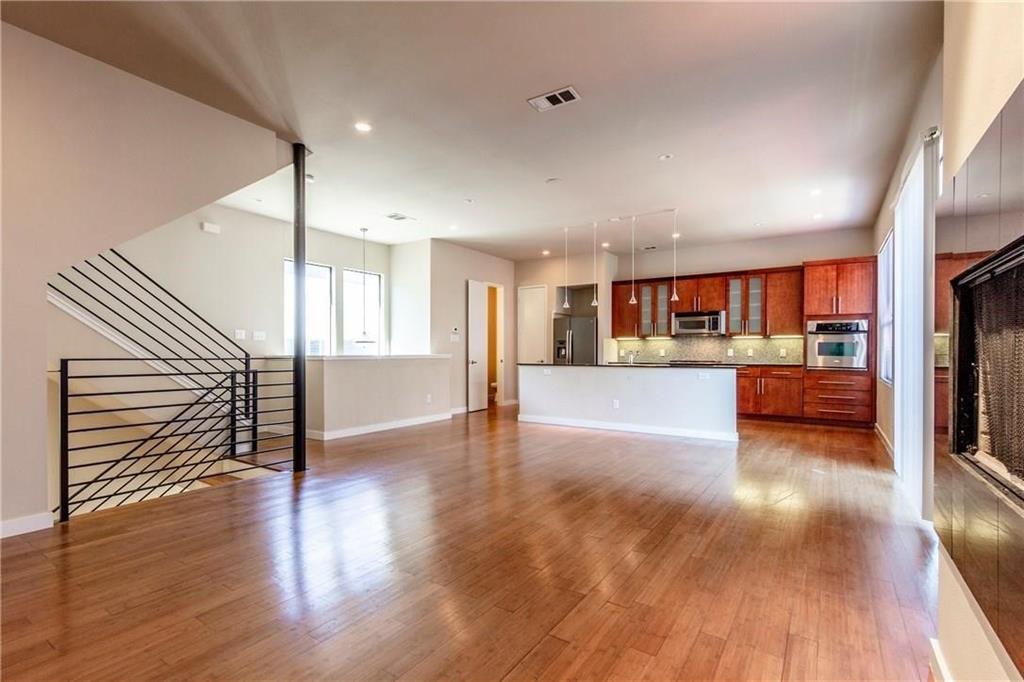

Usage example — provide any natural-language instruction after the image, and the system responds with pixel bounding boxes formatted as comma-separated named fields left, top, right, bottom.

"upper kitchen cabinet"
left=671, top=276, right=726, bottom=314
left=611, top=282, right=639, bottom=338
left=803, top=257, right=876, bottom=316
left=727, top=274, right=764, bottom=335
left=640, top=280, right=671, bottom=336
left=765, top=269, right=803, bottom=336
left=935, top=252, right=989, bottom=333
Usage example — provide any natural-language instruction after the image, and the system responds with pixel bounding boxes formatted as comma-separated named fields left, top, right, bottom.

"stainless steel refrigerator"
left=553, top=316, right=597, bottom=365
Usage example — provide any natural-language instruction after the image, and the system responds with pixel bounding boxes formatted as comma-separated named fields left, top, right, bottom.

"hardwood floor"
left=1, top=408, right=937, bottom=680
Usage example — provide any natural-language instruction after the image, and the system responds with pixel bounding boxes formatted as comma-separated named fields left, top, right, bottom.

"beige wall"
left=389, top=240, right=432, bottom=355
left=112, top=203, right=390, bottom=359
left=871, top=52, right=943, bottom=449
left=1, top=25, right=285, bottom=530
left=627, top=228, right=872, bottom=279
left=943, top=1, right=1024, bottom=185
left=429, top=239, right=516, bottom=409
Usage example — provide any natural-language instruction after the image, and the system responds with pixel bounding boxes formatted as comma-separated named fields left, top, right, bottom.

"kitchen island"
left=517, top=363, right=738, bottom=442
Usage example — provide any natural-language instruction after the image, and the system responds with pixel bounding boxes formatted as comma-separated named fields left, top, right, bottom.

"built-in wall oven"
left=806, top=319, right=869, bottom=370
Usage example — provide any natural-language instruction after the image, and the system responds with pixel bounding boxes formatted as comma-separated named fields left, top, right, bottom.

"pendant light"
left=562, top=227, right=571, bottom=309
left=670, top=208, right=680, bottom=302
left=629, top=216, right=637, bottom=305
left=355, top=228, right=373, bottom=344
left=590, top=221, right=599, bottom=307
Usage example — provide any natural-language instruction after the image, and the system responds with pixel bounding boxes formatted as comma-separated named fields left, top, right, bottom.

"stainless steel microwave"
left=806, top=319, right=869, bottom=370
left=672, top=311, right=726, bottom=336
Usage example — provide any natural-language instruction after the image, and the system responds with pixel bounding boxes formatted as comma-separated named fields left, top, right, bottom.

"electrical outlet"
left=698, top=372, right=711, bottom=380
left=727, top=348, right=735, bottom=357
left=658, top=348, right=666, bottom=357
left=779, top=347, right=787, bottom=358
left=619, top=348, right=626, bottom=357
left=234, top=329, right=246, bottom=340
left=253, top=330, right=267, bottom=342
left=746, top=348, right=754, bottom=357
left=426, top=393, right=432, bottom=404
left=613, top=399, right=620, bottom=409
left=543, top=368, right=552, bottom=375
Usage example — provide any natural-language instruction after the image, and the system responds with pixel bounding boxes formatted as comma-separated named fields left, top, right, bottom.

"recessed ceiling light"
left=541, top=249, right=551, bottom=256
left=449, top=224, right=459, bottom=231
left=253, top=197, right=263, bottom=203
left=658, top=153, right=674, bottom=161
left=754, top=222, right=764, bottom=227
left=545, top=177, right=561, bottom=184
left=609, top=217, right=621, bottom=222
left=812, top=213, right=823, bottom=220
left=976, top=192, right=991, bottom=199
left=464, top=198, right=474, bottom=204
left=810, top=188, right=822, bottom=197
left=305, top=173, right=315, bottom=183
left=672, top=233, right=681, bottom=239
left=601, top=242, right=611, bottom=248
left=354, top=121, right=373, bottom=132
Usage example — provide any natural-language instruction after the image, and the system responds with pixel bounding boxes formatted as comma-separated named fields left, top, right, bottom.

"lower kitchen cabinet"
left=737, top=366, right=803, bottom=417
left=802, top=369, right=873, bottom=424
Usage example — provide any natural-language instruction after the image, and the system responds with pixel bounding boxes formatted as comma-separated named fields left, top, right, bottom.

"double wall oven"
left=805, top=319, right=869, bottom=370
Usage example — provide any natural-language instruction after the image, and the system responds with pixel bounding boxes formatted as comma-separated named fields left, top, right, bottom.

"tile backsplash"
left=613, top=336, right=804, bottom=365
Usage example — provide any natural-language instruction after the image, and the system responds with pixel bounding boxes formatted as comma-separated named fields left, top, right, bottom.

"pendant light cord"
left=591, top=221, right=598, bottom=306
left=563, top=227, right=570, bottom=309
left=671, top=208, right=679, bottom=301
left=630, top=216, right=637, bottom=304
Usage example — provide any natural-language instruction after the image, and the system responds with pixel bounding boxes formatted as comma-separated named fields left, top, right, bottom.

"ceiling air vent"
left=642, top=245, right=658, bottom=251
left=527, top=86, right=581, bottom=112
left=386, top=212, right=414, bottom=221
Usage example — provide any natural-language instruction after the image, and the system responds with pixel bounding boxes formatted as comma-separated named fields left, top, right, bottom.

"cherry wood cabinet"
left=736, top=366, right=803, bottom=417
left=803, top=258, right=876, bottom=316
left=802, top=369, right=873, bottom=424
left=671, top=276, right=727, bottom=314
left=638, top=280, right=671, bottom=337
left=935, top=252, right=989, bottom=333
left=765, top=269, right=803, bottom=336
left=612, top=282, right=639, bottom=338
left=727, top=274, right=764, bottom=336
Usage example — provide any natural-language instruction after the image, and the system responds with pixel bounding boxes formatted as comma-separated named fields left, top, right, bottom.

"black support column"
left=292, top=143, right=307, bottom=472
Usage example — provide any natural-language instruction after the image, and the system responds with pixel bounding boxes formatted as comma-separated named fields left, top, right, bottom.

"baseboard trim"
left=874, top=423, right=895, bottom=461
left=930, top=638, right=951, bottom=682
left=450, top=406, right=468, bottom=415
left=517, top=414, right=738, bottom=443
left=1, top=512, right=53, bottom=538
left=497, top=399, right=519, bottom=407
left=307, top=412, right=452, bottom=441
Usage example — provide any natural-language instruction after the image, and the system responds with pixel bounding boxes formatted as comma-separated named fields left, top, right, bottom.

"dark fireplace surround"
left=937, top=233, right=1024, bottom=673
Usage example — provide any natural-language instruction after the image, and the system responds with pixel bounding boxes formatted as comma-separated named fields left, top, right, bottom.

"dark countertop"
left=517, top=362, right=743, bottom=369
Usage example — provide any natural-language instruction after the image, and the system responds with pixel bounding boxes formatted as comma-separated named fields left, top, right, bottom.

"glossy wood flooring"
left=1, top=408, right=938, bottom=680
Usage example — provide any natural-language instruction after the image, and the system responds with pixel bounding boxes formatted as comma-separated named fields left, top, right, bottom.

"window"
left=878, top=229, right=894, bottom=384
left=283, top=260, right=334, bottom=355
left=342, top=268, right=381, bottom=355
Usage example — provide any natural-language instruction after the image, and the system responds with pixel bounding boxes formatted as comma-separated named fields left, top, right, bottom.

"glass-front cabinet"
left=727, top=274, right=765, bottom=336
left=639, top=281, right=671, bottom=337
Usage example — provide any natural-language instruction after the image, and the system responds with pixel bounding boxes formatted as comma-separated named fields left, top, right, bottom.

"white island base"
left=517, top=364, right=738, bottom=442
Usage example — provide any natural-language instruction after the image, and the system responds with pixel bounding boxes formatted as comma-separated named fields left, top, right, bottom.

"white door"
left=467, top=280, right=489, bottom=412
left=517, top=285, right=548, bottom=365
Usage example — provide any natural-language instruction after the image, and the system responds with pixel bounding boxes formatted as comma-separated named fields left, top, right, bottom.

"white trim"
left=517, top=414, right=738, bottom=443
left=307, top=412, right=452, bottom=440
left=874, top=423, right=895, bottom=461
left=497, top=399, right=519, bottom=407
left=1, top=512, right=53, bottom=538
left=930, top=639, right=952, bottom=682
left=450, top=406, right=468, bottom=415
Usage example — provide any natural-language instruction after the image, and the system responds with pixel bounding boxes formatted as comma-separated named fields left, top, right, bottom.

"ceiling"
left=3, top=2, right=942, bottom=260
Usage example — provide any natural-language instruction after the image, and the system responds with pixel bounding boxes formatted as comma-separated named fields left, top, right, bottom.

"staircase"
left=49, top=249, right=297, bottom=520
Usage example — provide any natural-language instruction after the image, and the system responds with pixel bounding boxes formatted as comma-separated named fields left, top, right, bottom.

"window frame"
left=341, top=266, right=384, bottom=356
left=878, top=228, right=895, bottom=386
left=283, top=258, right=337, bottom=356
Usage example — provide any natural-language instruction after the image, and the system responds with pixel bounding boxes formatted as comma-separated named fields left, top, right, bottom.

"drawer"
left=736, top=367, right=758, bottom=377
left=760, top=366, right=803, bottom=379
left=803, top=388, right=872, bottom=406
left=802, top=403, right=873, bottom=422
left=804, top=371, right=873, bottom=392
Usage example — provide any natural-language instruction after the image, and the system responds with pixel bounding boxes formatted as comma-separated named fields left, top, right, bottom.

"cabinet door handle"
left=818, top=408, right=856, bottom=415
left=837, top=296, right=842, bottom=313
left=819, top=380, right=855, bottom=386
left=771, top=371, right=793, bottom=376
left=818, top=394, right=857, bottom=400
left=698, top=296, right=702, bottom=310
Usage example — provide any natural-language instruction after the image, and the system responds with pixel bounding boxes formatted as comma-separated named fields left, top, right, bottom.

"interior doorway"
left=467, top=280, right=504, bottom=412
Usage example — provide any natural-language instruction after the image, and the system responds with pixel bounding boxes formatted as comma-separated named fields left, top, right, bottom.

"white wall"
left=389, top=240, right=431, bottom=355
left=429, top=240, right=516, bottom=410
left=1, top=25, right=285, bottom=532
left=111, top=203, right=390, bottom=359
left=625, top=228, right=872, bottom=279
left=871, top=52, right=943, bottom=452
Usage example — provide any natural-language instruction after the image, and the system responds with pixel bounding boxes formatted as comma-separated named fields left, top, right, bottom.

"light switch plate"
left=658, top=348, right=666, bottom=357
left=253, top=330, right=267, bottom=341
left=779, top=348, right=787, bottom=358
left=619, top=348, right=626, bottom=357
left=543, top=368, right=552, bottom=376
left=613, top=399, right=620, bottom=409
left=746, top=348, right=754, bottom=357
left=234, top=329, right=246, bottom=340
left=727, top=348, right=735, bottom=357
